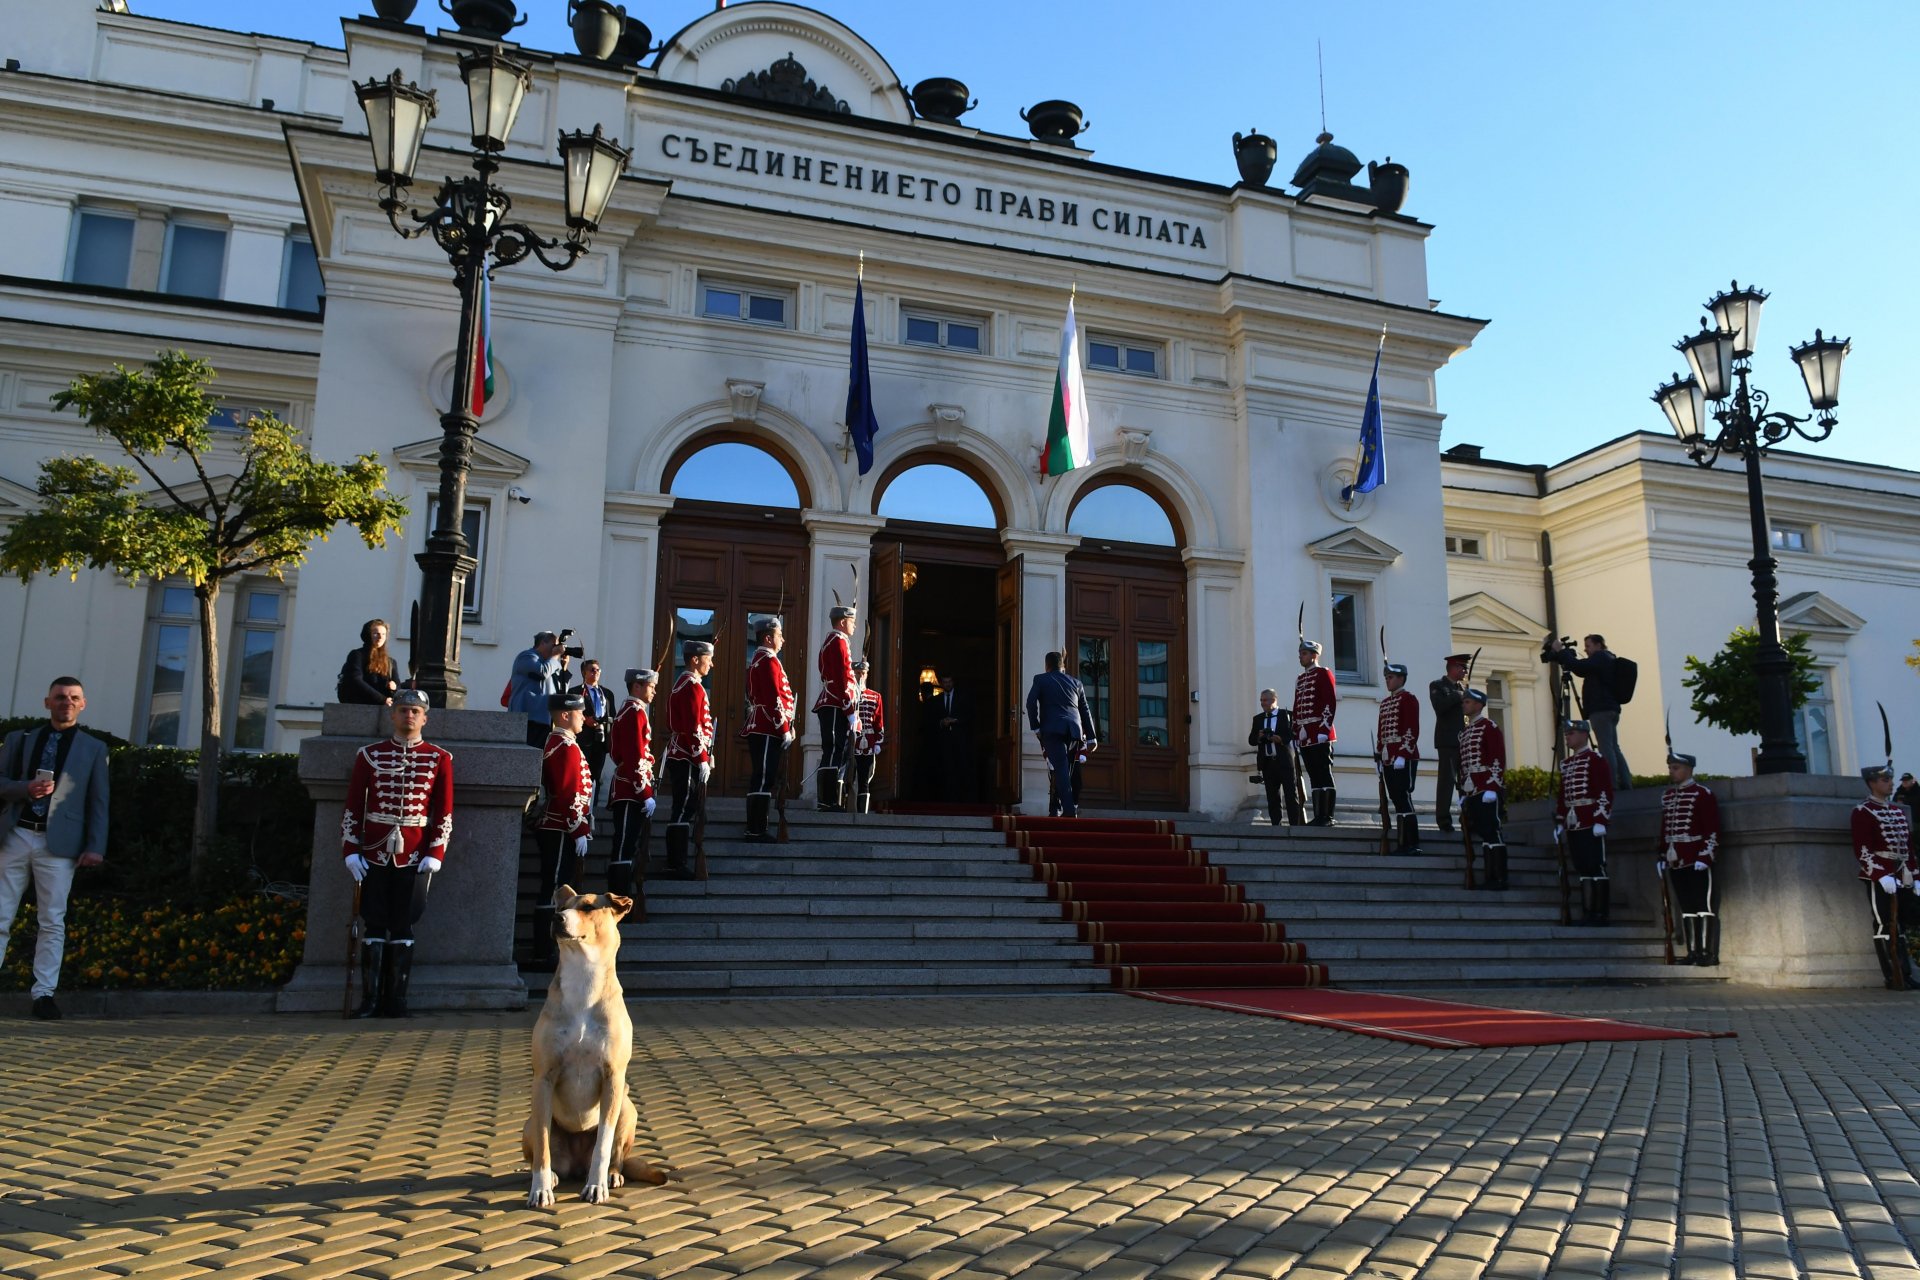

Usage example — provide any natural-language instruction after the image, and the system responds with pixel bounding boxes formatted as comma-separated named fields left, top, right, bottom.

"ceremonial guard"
left=1429, top=654, right=1470, bottom=834
left=341, top=688, right=453, bottom=1017
left=1854, top=762, right=1920, bottom=990
left=1457, top=686, right=1508, bottom=890
left=1248, top=689, right=1302, bottom=828
left=606, top=667, right=658, bottom=902
left=1293, top=640, right=1338, bottom=826
left=1377, top=662, right=1421, bottom=853
left=1659, top=743, right=1721, bottom=965
left=850, top=658, right=885, bottom=814
left=1554, top=720, right=1615, bottom=924
left=744, top=615, right=796, bottom=842
left=664, top=639, right=714, bottom=878
left=533, top=690, right=593, bottom=963
left=813, top=604, right=859, bottom=810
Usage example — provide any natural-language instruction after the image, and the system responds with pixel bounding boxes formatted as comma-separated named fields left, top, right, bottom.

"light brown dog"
left=523, top=885, right=669, bottom=1207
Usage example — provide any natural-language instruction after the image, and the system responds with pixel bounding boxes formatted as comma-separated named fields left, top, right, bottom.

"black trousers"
left=1463, top=793, right=1503, bottom=845
left=536, top=828, right=582, bottom=903
left=747, top=732, right=786, bottom=795
left=1670, top=864, right=1712, bottom=915
left=665, top=757, right=705, bottom=826
left=581, top=735, right=609, bottom=805
left=1869, top=883, right=1920, bottom=939
left=360, top=862, right=428, bottom=942
left=851, top=754, right=877, bottom=796
left=1433, top=742, right=1460, bottom=827
left=816, top=707, right=851, bottom=772
left=1383, top=758, right=1418, bottom=817
left=1301, top=741, right=1335, bottom=795
left=610, top=799, right=650, bottom=870
left=1256, top=751, right=1303, bottom=825
left=1039, top=733, right=1080, bottom=817
left=1567, top=828, right=1607, bottom=878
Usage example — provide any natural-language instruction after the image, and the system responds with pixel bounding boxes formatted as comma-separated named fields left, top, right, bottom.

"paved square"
left=2, top=987, right=1918, bottom=1279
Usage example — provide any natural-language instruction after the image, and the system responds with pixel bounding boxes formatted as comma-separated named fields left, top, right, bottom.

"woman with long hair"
left=338, top=618, right=400, bottom=705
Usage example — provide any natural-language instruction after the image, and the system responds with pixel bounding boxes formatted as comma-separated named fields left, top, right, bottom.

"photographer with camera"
left=1543, top=632, right=1635, bottom=790
left=508, top=629, right=578, bottom=749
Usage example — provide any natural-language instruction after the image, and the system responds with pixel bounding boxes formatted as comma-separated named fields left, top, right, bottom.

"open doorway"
left=895, top=559, right=996, bottom=804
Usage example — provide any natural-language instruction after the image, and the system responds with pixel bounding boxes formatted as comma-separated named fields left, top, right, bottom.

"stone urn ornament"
left=1021, top=99, right=1087, bottom=143
left=1232, top=128, right=1277, bottom=186
left=911, top=77, right=976, bottom=124
left=569, top=0, right=626, bottom=61
left=614, top=15, right=657, bottom=66
left=1367, top=157, right=1411, bottom=213
left=438, top=0, right=525, bottom=39
left=371, top=0, right=419, bottom=20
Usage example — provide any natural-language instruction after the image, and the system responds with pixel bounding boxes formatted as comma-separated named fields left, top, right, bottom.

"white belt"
left=369, top=813, right=427, bottom=827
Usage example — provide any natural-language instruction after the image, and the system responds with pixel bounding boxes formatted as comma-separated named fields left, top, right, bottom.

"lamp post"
left=353, top=52, right=630, bottom=707
left=1652, top=281, right=1851, bottom=774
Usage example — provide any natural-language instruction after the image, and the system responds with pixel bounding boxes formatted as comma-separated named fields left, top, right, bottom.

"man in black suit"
left=1026, top=653, right=1097, bottom=818
left=1249, top=688, right=1303, bottom=827
left=931, top=675, right=973, bottom=802
left=1429, top=654, right=1470, bottom=834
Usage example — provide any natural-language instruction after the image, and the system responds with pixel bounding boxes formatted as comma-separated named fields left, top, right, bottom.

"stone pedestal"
left=277, top=704, right=540, bottom=1013
left=1509, top=773, right=1880, bottom=988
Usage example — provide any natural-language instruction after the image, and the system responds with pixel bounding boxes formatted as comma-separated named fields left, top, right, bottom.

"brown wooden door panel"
left=1067, top=557, right=1187, bottom=811
left=994, top=554, right=1022, bottom=804
left=869, top=540, right=903, bottom=803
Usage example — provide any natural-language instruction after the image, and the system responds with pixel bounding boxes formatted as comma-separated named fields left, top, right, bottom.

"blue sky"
left=141, top=0, right=1920, bottom=472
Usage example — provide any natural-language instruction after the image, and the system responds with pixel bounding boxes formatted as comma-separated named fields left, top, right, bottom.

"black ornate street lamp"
left=1652, top=281, right=1851, bottom=774
left=353, top=51, right=630, bottom=707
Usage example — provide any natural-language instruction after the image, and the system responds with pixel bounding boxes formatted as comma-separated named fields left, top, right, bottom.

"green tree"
left=1907, top=639, right=1919, bottom=675
left=0, top=351, right=406, bottom=882
left=1681, top=625, right=1823, bottom=739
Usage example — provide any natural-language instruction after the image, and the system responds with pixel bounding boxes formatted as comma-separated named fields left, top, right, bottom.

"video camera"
left=557, top=627, right=585, bottom=659
left=1540, top=633, right=1573, bottom=664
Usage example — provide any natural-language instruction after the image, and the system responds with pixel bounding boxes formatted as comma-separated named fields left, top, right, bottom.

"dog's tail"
left=621, top=1157, right=671, bottom=1185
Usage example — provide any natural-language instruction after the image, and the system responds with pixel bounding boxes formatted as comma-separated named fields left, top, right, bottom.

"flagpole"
left=1341, top=324, right=1388, bottom=510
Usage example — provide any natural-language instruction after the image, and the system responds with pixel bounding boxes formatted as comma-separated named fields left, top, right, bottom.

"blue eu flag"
left=845, top=277, right=879, bottom=475
left=1340, top=345, right=1386, bottom=504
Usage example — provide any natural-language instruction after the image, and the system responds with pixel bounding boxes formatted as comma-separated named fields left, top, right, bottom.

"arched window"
left=666, top=440, right=801, bottom=507
left=876, top=463, right=997, bottom=528
left=1067, top=481, right=1179, bottom=547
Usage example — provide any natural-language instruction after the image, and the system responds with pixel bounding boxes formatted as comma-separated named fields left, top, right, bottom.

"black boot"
left=381, top=943, right=414, bottom=1017
left=1698, top=914, right=1720, bottom=967
left=1487, top=844, right=1509, bottom=891
left=352, top=940, right=385, bottom=1018
left=1591, top=879, right=1611, bottom=926
left=608, top=858, right=635, bottom=897
left=1676, top=915, right=1696, bottom=963
left=530, top=907, right=555, bottom=969
left=744, top=792, right=774, bottom=842
left=815, top=768, right=844, bottom=812
left=1399, top=814, right=1423, bottom=855
left=665, top=823, right=693, bottom=878
left=1874, top=936, right=1901, bottom=989
left=853, top=790, right=871, bottom=815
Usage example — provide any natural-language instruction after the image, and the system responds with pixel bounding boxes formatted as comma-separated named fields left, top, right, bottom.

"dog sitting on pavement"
left=524, top=885, right=670, bottom=1207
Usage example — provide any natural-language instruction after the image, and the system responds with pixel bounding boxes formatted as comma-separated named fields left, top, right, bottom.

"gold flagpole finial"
left=1069, top=280, right=1077, bottom=302
left=858, top=249, right=865, bottom=281
left=1378, top=322, right=1388, bottom=349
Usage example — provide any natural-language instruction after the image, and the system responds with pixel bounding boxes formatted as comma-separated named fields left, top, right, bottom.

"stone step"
left=618, top=965, right=1107, bottom=996
left=1332, top=961, right=1729, bottom=985
left=632, top=919, right=1081, bottom=942
left=1281, top=920, right=1672, bottom=942
left=1293, top=938, right=1671, bottom=962
left=618, top=941, right=1094, bottom=965
left=639, top=895, right=1065, bottom=918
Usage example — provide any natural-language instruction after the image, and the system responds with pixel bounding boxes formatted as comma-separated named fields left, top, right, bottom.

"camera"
left=557, top=628, right=585, bottom=659
left=1540, top=633, right=1573, bottom=663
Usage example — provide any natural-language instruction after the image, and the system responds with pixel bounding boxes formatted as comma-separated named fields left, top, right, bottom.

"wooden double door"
left=1067, top=554, right=1188, bottom=810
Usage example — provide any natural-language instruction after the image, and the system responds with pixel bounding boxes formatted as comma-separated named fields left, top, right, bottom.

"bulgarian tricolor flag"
left=470, top=270, right=496, bottom=415
left=1041, top=297, right=1091, bottom=476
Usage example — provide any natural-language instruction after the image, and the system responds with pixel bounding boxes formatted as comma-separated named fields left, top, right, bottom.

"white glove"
left=1481, top=791, right=1498, bottom=804
left=344, top=854, right=368, bottom=883
left=417, top=856, right=442, bottom=875
left=1593, top=824, right=1608, bottom=838
left=643, top=796, right=656, bottom=818
left=1666, top=846, right=1680, bottom=864
left=1654, top=859, right=1667, bottom=876
left=573, top=836, right=589, bottom=860
left=1693, top=861, right=1709, bottom=872
left=849, top=712, right=861, bottom=735
left=1317, top=734, right=1330, bottom=744
left=784, top=729, right=795, bottom=747
left=1389, top=757, right=1406, bottom=769
left=698, top=761, right=711, bottom=784
left=1085, top=739, right=1098, bottom=753
left=1553, top=825, right=1565, bottom=842
left=1906, top=868, right=1917, bottom=890
left=1880, top=874, right=1899, bottom=893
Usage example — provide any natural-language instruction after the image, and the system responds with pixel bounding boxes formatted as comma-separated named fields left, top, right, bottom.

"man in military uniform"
left=1457, top=686, right=1508, bottom=890
left=1854, top=763, right=1920, bottom=990
left=1294, top=640, right=1338, bottom=826
left=607, top=667, right=658, bottom=903
left=814, top=605, right=859, bottom=811
left=1429, top=654, right=1470, bottom=834
left=1377, top=663, right=1421, bottom=854
left=1248, top=688, right=1302, bottom=828
left=744, top=615, right=796, bottom=842
left=533, top=690, right=593, bottom=965
left=1659, top=744, right=1721, bottom=965
left=850, top=658, right=885, bottom=815
left=341, top=688, right=453, bottom=1017
left=665, top=639, right=714, bottom=878
left=1555, top=719, right=1615, bottom=925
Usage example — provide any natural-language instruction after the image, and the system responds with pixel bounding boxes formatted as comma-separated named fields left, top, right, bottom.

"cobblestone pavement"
left=3, top=987, right=1919, bottom=1279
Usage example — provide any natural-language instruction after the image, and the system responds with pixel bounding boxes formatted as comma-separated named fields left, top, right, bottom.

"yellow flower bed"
left=0, top=894, right=305, bottom=990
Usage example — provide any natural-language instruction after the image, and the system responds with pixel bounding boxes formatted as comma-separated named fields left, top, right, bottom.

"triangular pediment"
left=1778, top=590, right=1866, bottom=635
left=0, top=475, right=40, bottom=516
left=1449, top=591, right=1547, bottom=638
left=391, top=437, right=531, bottom=482
left=1305, top=527, right=1402, bottom=567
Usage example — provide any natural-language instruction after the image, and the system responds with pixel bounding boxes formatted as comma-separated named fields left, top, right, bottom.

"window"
left=207, top=401, right=291, bottom=433
left=1068, top=483, right=1178, bottom=547
left=141, top=585, right=197, bottom=746
left=669, top=442, right=801, bottom=508
left=1486, top=675, right=1509, bottom=737
left=1771, top=524, right=1811, bottom=553
left=228, top=588, right=284, bottom=751
left=1086, top=334, right=1161, bottom=379
left=68, top=210, right=135, bottom=288
left=1796, top=668, right=1834, bottom=774
left=162, top=221, right=227, bottom=298
left=1136, top=640, right=1170, bottom=747
left=877, top=463, right=996, bottom=528
left=1330, top=581, right=1366, bottom=679
left=1077, top=636, right=1112, bottom=742
left=280, top=234, right=323, bottom=311
left=1445, top=533, right=1484, bottom=558
left=426, top=498, right=488, bottom=617
left=701, top=281, right=790, bottom=327
left=902, top=310, right=983, bottom=352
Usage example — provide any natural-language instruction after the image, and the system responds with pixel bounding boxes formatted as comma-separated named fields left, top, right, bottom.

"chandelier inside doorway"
left=901, top=560, right=920, bottom=591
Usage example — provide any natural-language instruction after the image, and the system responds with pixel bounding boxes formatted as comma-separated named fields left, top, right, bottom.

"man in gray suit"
left=1026, top=651, right=1098, bottom=818
left=0, top=677, right=110, bottom=1020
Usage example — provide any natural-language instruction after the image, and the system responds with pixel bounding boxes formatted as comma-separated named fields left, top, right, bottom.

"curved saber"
left=1880, top=700, right=1894, bottom=771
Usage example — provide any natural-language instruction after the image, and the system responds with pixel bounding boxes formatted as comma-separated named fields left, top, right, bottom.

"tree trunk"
left=193, top=583, right=222, bottom=886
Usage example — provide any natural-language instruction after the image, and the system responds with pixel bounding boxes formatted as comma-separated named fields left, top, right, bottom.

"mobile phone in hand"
left=33, top=769, right=53, bottom=783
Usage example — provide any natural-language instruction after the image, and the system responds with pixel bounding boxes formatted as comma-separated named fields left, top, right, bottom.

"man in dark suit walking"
left=1248, top=688, right=1303, bottom=827
left=1026, top=651, right=1097, bottom=818
left=1429, top=654, right=1470, bottom=834
left=0, top=677, right=110, bottom=1020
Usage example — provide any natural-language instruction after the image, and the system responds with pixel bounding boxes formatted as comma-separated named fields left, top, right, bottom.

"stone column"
left=800, top=510, right=888, bottom=799
left=1002, top=530, right=1081, bottom=812
left=1184, top=545, right=1249, bottom=819
left=277, top=704, right=540, bottom=1013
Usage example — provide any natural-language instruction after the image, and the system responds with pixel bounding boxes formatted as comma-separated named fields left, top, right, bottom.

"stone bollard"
left=277, top=703, right=539, bottom=1013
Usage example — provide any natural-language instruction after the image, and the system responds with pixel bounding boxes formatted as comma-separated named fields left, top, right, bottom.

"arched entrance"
left=1065, top=480, right=1189, bottom=810
left=656, top=435, right=809, bottom=798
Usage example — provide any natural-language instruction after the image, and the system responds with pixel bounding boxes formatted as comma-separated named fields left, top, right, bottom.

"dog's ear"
left=607, top=893, right=634, bottom=920
left=553, top=884, right=577, bottom=909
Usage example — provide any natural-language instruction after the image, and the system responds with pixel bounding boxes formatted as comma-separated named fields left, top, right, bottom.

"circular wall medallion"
left=1318, top=457, right=1376, bottom=523
left=426, top=350, right=513, bottom=424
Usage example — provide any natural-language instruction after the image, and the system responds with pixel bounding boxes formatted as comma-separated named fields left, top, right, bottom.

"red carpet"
left=1001, top=816, right=1328, bottom=990
left=1131, top=988, right=1737, bottom=1048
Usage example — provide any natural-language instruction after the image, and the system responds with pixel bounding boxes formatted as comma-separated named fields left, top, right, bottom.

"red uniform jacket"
left=1376, top=688, right=1419, bottom=766
left=746, top=645, right=796, bottom=737
left=1293, top=665, right=1337, bottom=746
left=1457, top=716, right=1506, bottom=797
left=608, top=697, right=654, bottom=804
left=341, top=737, right=454, bottom=867
left=853, top=688, right=885, bottom=756
left=1853, top=798, right=1913, bottom=882
left=539, top=729, right=594, bottom=839
left=1660, top=780, right=1720, bottom=866
left=1555, top=746, right=1615, bottom=831
left=813, top=632, right=856, bottom=713
left=667, top=671, right=713, bottom=763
